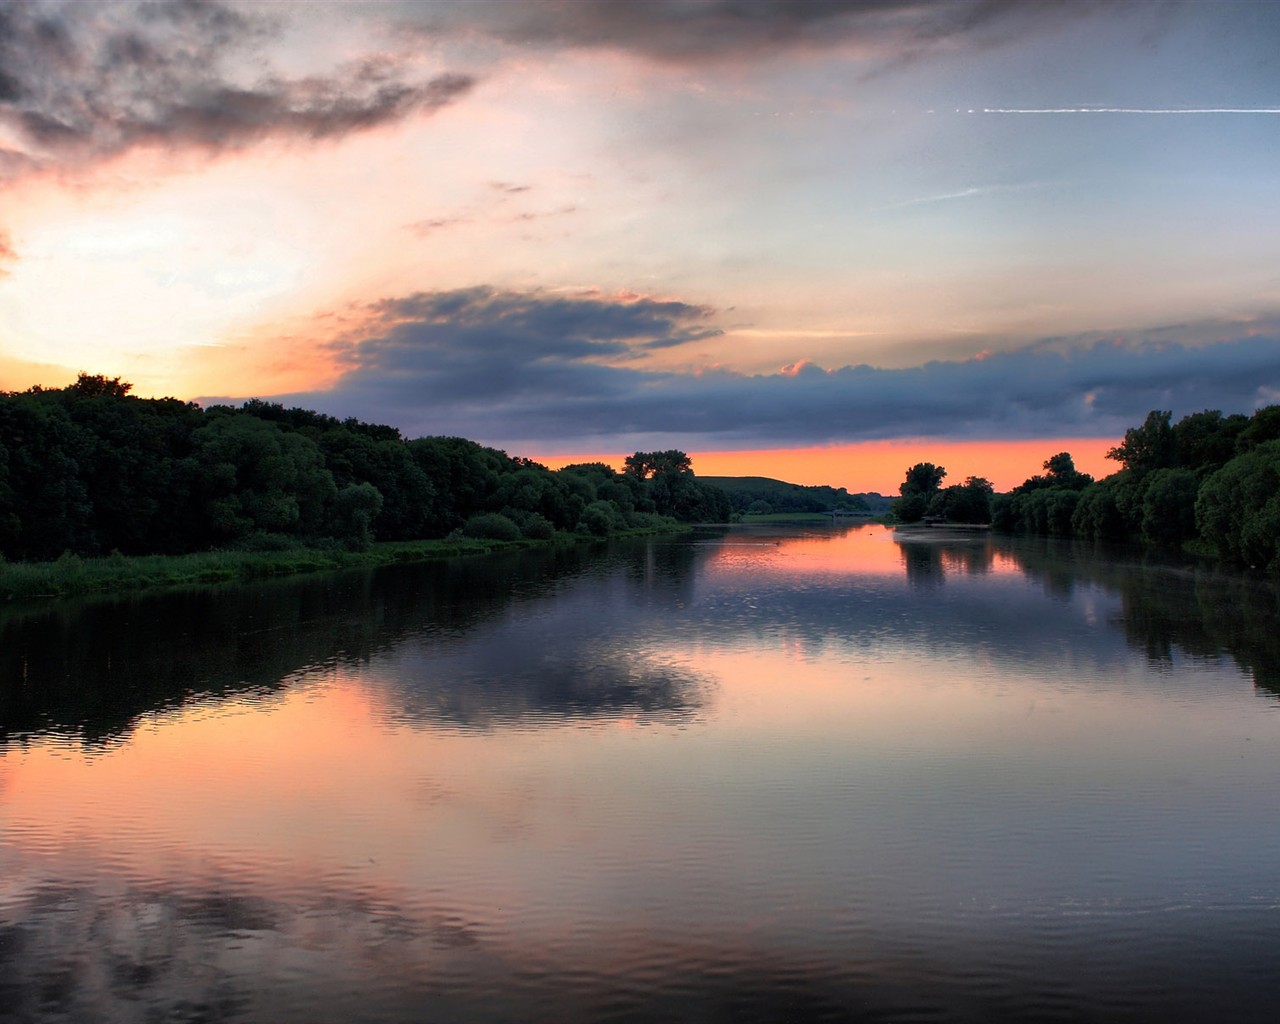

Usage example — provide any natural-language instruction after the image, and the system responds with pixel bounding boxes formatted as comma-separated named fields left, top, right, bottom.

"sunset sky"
left=2, top=0, right=1278, bottom=492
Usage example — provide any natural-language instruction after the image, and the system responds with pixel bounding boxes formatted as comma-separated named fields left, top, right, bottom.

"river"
left=2, top=523, right=1278, bottom=1022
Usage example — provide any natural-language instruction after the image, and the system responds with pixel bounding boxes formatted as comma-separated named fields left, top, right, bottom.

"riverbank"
left=0, top=525, right=690, bottom=602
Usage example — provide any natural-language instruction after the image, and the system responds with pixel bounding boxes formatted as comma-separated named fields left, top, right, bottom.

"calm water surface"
left=2, top=524, right=1279, bottom=1022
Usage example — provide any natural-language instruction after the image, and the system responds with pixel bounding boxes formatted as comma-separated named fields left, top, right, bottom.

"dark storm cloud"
left=414, top=0, right=1104, bottom=63
left=357, top=286, right=721, bottom=363
left=225, top=289, right=1279, bottom=449
left=0, top=0, right=473, bottom=178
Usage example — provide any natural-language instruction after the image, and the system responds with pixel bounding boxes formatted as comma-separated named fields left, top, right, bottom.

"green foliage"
left=623, top=450, right=692, bottom=479
left=0, top=377, right=696, bottom=565
left=330, top=482, right=384, bottom=550
left=1107, top=409, right=1175, bottom=475
left=462, top=512, right=522, bottom=542
left=53, top=549, right=84, bottom=578
left=983, top=406, right=1280, bottom=568
left=701, top=476, right=871, bottom=515
left=517, top=512, right=556, bottom=540
left=70, top=373, right=133, bottom=398
left=991, top=487, right=1072, bottom=535
left=1172, top=410, right=1248, bottom=476
left=1024, top=452, right=1095, bottom=492
left=614, top=450, right=730, bottom=523
left=926, top=475, right=993, bottom=524
left=1140, top=468, right=1199, bottom=548
left=191, top=414, right=337, bottom=543
left=893, top=493, right=929, bottom=524
left=578, top=500, right=621, bottom=536
left=1071, top=480, right=1127, bottom=542
left=892, top=462, right=946, bottom=522
left=238, top=532, right=300, bottom=552
left=1235, top=405, right=1280, bottom=454
left=900, top=462, right=946, bottom=497
left=1195, top=440, right=1280, bottom=568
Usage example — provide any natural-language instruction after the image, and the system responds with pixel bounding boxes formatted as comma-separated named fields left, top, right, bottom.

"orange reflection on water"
left=703, top=523, right=904, bottom=578
left=703, top=523, right=1022, bottom=580
left=0, top=674, right=533, bottom=887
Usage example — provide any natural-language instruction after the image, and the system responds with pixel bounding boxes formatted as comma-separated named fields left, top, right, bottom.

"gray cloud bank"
left=0, top=0, right=472, bottom=181
left=219, top=287, right=1280, bottom=452
left=0, top=0, right=1103, bottom=184
left=412, top=0, right=1102, bottom=63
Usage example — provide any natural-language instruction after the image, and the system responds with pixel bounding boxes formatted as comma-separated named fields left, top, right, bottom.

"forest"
left=0, top=374, right=731, bottom=562
left=698, top=476, right=884, bottom=516
left=4, top=375, right=1277, bottom=573
left=891, top=405, right=1280, bottom=570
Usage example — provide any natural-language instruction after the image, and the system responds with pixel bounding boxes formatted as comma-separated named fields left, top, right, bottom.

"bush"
left=520, top=512, right=556, bottom=540
left=52, top=550, right=84, bottom=578
left=892, top=493, right=928, bottom=523
left=238, top=531, right=299, bottom=552
left=462, top=512, right=521, bottom=541
left=1072, top=482, right=1126, bottom=541
left=1140, top=468, right=1199, bottom=547
left=1196, top=440, right=1280, bottom=567
left=577, top=500, right=620, bottom=536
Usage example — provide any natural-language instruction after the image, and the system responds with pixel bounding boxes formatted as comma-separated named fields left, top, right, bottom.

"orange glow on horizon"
left=535, top=437, right=1119, bottom=494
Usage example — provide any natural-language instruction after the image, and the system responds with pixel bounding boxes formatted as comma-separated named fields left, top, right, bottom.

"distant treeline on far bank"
left=2, top=375, right=1277, bottom=574
left=891, top=405, right=1280, bottom=570
left=0, top=374, right=735, bottom=562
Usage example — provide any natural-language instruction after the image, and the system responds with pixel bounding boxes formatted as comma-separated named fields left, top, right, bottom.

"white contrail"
left=980, top=107, right=1280, bottom=114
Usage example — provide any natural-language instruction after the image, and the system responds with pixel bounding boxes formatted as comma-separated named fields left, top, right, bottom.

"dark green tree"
left=191, top=414, right=337, bottom=543
left=1195, top=439, right=1280, bottom=568
left=1140, top=468, right=1199, bottom=548
left=1107, top=410, right=1175, bottom=476
left=1235, top=405, right=1280, bottom=454
left=892, top=462, right=946, bottom=523
left=69, top=373, right=133, bottom=398
left=1172, top=409, right=1248, bottom=476
left=623, top=450, right=693, bottom=480
left=1071, top=480, right=1127, bottom=541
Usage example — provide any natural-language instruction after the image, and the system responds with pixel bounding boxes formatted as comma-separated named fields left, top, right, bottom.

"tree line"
left=0, top=375, right=731, bottom=562
left=698, top=475, right=877, bottom=516
left=890, top=405, right=1280, bottom=570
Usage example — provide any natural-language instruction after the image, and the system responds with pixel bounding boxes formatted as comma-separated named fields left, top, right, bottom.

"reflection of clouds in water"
left=372, top=567, right=714, bottom=729
left=2, top=527, right=1276, bottom=751
left=0, top=539, right=715, bottom=747
left=0, top=880, right=506, bottom=1024
left=0, top=876, right=1069, bottom=1024
left=376, top=639, right=708, bottom=730
left=8, top=873, right=1268, bottom=1023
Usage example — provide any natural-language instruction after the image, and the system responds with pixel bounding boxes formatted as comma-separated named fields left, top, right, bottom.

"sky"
left=1, top=0, right=1278, bottom=492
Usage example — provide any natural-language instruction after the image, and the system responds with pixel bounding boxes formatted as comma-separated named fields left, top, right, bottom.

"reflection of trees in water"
left=996, top=536, right=1280, bottom=697
left=0, top=538, right=713, bottom=747
left=900, top=541, right=944, bottom=588
left=895, top=531, right=995, bottom=588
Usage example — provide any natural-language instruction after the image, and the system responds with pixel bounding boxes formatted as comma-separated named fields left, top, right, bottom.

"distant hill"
left=699, top=476, right=890, bottom=515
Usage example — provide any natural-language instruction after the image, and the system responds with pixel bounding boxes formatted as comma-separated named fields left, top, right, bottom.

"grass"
left=0, top=525, right=690, bottom=602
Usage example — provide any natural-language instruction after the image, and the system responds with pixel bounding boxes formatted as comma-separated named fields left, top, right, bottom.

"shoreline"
left=0, top=525, right=691, bottom=604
